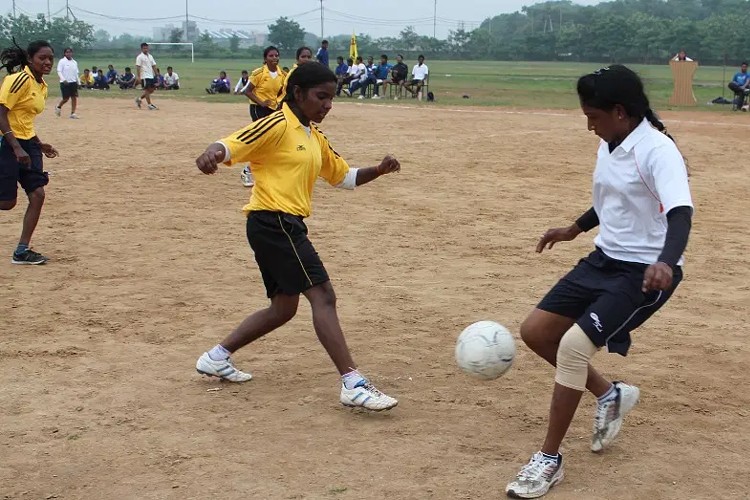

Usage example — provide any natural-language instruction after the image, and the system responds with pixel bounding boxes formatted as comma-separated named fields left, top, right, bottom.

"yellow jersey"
left=277, top=64, right=298, bottom=104
left=0, top=66, right=48, bottom=140
left=80, top=73, right=93, bottom=86
left=219, top=103, right=350, bottom=218
left=249, top=65, right=286, bottom=110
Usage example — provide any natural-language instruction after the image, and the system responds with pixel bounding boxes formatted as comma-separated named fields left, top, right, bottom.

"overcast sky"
left=11, top=0, right=600, bottom=39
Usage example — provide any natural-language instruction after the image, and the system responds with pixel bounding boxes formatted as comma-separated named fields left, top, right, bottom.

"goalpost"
left=145, top=42, right=195, bottom=63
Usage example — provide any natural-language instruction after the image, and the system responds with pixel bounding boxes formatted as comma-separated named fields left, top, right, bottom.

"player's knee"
left=0, top=199, right=16, bottom=210
left=555, top=324, right=598, bottom=391
left=270, top=297, right=298, bottom=324
left=519, top=317, right=543, bottom=350
left=28, top=187, right=45, bottom=204
left=315, top=282, right=337, bottom=309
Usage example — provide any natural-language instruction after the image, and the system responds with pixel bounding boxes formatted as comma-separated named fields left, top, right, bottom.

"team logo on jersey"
left=296, top=145, right=306, bottom=151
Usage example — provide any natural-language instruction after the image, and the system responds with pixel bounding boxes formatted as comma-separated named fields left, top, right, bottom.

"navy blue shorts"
left=0, top=138, right=48, bottom=201
left=537, top=248, right=683, bottom=356
left=144, top=78, right=156, bottom=89
left=246, top=211, right=329, bottom=298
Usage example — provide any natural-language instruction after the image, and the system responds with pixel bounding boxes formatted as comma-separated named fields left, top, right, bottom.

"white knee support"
left=555, top=324, right=599, bottom=391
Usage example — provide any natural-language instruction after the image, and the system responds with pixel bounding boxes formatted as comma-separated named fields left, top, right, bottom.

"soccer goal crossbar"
left=145, top=42, right=195, bottom=63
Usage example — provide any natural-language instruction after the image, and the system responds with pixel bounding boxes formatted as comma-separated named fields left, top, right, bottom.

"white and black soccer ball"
left=455, top=321, right=516, bottom=380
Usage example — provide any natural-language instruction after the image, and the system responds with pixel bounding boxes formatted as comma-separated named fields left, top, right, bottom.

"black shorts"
left=249, top=104, right=274, bottom=122
left=246, top=211, right=329, bottom=298
left=0, top=138, right=48, bottom=201
left=537, top=248, right=683, bottom=356
left=410, top=79, right=423, bottom=86
left=144, top=78, right=156, bottom=89
left=60, top=81, right=78, bottom=99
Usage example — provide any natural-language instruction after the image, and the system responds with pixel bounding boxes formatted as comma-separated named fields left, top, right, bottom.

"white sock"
left=207, top=344, right=231, bottom=361
left=597, top=384, right=616, bottom=404
left=342, top=369, right=366, bottom=389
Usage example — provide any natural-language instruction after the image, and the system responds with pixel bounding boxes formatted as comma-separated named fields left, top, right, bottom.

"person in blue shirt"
left=206, top=71, right=230, bottom=94
left=316, top=40, right=329, bottom=67
left=105, top=64, right=118, bottom=85
left=729, top=61, right=749, bottom=111
left=93, top=69, right=110, bottom=90
left=334, top=56, right=349, bottom=96
left=371, top=54, right=393, bottom=99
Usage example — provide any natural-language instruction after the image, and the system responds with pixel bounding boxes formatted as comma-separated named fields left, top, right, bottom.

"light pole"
left=320, top=0, right=324, bottom=39
left=184, top=0, right=189, bottom=41
left=433, top=0, right=437, bottom=38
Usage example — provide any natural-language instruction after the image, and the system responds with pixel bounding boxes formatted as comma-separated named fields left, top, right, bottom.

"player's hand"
left=13, top=147, right=31, bottom=166
left=536, top=225, right=580, bottom=253
left=263, top=100, right=274, bottom=108
left=376, top=155, right=400, bottom=175
left=40, top=143, right=58, bottom=158
left=642, top=262, right=673, bottom=292
left=196, top=149, right=222, bottom=175
left=134, top=78, right=141, bottom=87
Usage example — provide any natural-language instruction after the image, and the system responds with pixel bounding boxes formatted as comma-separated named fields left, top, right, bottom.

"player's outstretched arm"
left=536, top=207, right=598, bottom=253
left=355, top=155, right=401, bottom=186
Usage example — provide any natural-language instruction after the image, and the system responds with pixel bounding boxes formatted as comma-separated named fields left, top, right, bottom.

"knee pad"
left=555, top=324, right=599, bottom=391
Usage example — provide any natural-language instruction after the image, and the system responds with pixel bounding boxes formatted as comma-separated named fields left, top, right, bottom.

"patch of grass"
left=46, top=57, right=735, bottom=111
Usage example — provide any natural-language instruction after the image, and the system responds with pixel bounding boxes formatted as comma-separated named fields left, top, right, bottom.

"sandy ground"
left=1, top=95, right=749, bottom=500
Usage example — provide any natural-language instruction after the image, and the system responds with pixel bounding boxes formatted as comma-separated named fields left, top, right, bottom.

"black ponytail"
left=644, top=108, right=675, bottom=142
left=0, top=38, right=53, bottom=75
left=283, top=62, right=336, bottom=104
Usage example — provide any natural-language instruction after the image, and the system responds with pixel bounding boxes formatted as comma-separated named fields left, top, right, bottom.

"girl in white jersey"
left=505, top=65, right=693, bottom=499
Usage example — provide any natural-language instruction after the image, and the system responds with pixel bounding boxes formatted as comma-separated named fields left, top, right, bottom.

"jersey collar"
left=617, top=118, right=650, bottom=152
left=281, top=103, right=304, bottom=129
left=24, top=65, right=46, bottom=88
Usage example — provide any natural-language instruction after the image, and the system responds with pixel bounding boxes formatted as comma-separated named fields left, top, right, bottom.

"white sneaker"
left=357, top=95, right=365, bottom=100
left=343, top=88, right=351, bottom=97
left=340, top=380, right=398, bottom=411
left=371, top=94, right=381, bottom=99
left=54, top=106, right=61, bottom=117
left=591, top=381, right=640, bottom=452
left=506, top=452, right=564, bottom=499
left=241, top=167, right=254, bottom=187
left=135, top=97, right=142, bottom=108
left=148, top=104, right=158, bottom=110
left=69, top=113, right=79, bottom=119
left=742, top=104, right=749, bottom=112
left=195, top=352, right=253, bottom=382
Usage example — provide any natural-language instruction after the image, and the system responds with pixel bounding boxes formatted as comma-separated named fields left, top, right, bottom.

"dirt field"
left=1, top=96, right=749, bottom=500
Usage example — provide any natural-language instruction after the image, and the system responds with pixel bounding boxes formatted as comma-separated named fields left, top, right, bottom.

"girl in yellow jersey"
left=277, top=46, right=313, bottom=104
left=0, top=40, right=58, bottom=265
left=195, top=62, right=401, bottom=411
left=240, top=46, right=287, bottom=187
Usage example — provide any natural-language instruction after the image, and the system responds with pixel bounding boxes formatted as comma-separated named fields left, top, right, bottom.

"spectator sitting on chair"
left=93, top=69, right=110, bottom=90
left=343, top=56, right=367, bottom=97
left=206, top=71, right=231, bottom=94
left=404, top=54, right=429, bottom=100
left=386, top=54, right=409, bottom=98
left=370, top=54, right=392, bottom=99
left=79, top=68, right=94, bottom=89
left=164, top=66, right=180, bottom=90
left=729, top=61, right=750, bottom=111
left=118, top=67, right=135, bottom=89
left=105, top=64, right=118, bottom=85
left=334, top=56, right=349, bottom=96
left=234, top=70, right=250, bottom=94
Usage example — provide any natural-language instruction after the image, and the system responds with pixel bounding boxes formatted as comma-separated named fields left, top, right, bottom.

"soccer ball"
left=455, top=321, right=516, bottom=380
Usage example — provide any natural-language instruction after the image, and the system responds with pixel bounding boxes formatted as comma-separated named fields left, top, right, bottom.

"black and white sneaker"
left=12, top=249, right=49, bottom=265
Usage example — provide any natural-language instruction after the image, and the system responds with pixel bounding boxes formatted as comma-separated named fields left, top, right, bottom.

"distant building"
left=153, top=20, right=200, bottom=42
left=203, top=29, right=267, bottom=47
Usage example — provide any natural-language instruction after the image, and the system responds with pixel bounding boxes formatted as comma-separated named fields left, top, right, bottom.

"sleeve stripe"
left=236, top=111, right=284, bottom=141
left=9, top=74, right=30, bottom=93
left=237, top=115, right=285, bottom=145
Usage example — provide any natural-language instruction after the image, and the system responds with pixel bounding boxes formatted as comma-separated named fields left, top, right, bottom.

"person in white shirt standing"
left=505, top=65, right=693, bottom=499
left=134, top=42, right=158, bottom=110
left=54, top=47, right=79, bottom=119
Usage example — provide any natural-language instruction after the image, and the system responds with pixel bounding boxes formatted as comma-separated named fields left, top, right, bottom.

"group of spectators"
left=76, top=63, right=180, bottom=91
left=333, top=53, right=429, bottom=100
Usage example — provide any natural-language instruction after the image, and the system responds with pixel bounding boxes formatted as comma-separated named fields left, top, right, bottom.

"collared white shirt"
left=164, top=72, right=179, bottom=86
left=593, top=119, right=693, bottom=266
left=135, top=53, right=157, bottom=79
left=57, top=57, right=79, bottom=83
left=412, top=63, right=429, bottom=81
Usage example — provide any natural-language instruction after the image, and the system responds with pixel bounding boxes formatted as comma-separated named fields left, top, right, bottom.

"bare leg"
left=71, top=96, right=77, bottom=114
left=303, top=281, right=356, bottom=375
left=541, top=383, right=585, bottom=455
left=520, top=309, right=612, bottom=397
left=220, top=294, right=299, bottom=352
left=19, top=187, right=44, bottom=246
left=57, top=97, right=69, bottom=110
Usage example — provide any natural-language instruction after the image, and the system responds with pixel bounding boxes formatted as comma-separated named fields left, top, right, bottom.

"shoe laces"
left=361, top=382, right=383, bottom=397
left=518, top=454, right=557, bottom=481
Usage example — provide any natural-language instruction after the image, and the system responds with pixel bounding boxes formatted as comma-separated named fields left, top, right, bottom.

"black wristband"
left=575, top=207, right=600, bottom=232
left=657, top=206, right=692, bottom=267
